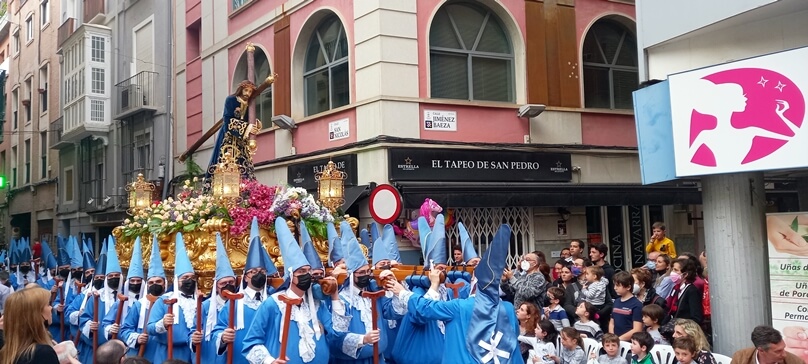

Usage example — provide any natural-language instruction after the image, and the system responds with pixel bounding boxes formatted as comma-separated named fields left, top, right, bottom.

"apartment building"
left=0, top=0, right=59, bottom=245
left=50, top=0, right=170, bottom=250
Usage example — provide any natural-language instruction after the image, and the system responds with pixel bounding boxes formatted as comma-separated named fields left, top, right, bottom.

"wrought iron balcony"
left=49, top=117, right=73, bottom=150
left=115, top=71, right=158, bottom=119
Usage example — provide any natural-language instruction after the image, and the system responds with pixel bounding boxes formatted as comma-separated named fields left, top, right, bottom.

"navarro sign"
left=388, top=148, right=572, bottom=182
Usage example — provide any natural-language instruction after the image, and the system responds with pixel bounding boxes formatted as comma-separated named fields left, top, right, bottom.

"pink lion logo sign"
left=669, top=47, right=808, bottom=177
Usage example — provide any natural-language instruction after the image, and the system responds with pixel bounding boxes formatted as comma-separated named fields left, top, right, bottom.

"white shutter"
left=134, top=21, right=154, bottom=73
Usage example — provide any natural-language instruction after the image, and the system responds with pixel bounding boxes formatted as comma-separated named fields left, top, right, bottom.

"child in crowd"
left=581, top=266, right=609, bottom=306
left=595, top=333, right=628, bottom=364
left=574, top=301, right=603, bottom=340
left=630, top=332, right=655, bottom=364
left=545, top=287, right=571, bottom=331
left=528, top=320, right=559, bottom=364
left=550, top=327, right=587, bottom=364
left=641, top=304, right=670, bottom=345
left=609, top=271, right=644, bottom=341
left=673, top=336, right=698, bottom=364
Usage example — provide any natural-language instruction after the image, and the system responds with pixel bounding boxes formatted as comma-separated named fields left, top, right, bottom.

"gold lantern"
left=315, top=160, right=346, bottom=212
left=126, top=173, right=155, bottom=215
left=212, top=151, right=241, bottom=206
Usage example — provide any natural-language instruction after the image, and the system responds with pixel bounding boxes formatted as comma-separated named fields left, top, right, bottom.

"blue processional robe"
left=241, top=290, right=335, bottom=364
left=409, top=291, right=524, bottom=364
left=329, top=283, right=397, bottom=364
left=189, top=296, right=224, bottom=364
left=114, top=298, right=160, bottom=358
left=211, top=290, right=265, bottom=364
left=78, top=290, right=116, bottom=364
left=391, top=285, right=458, bottom=364
left=147, top=292, right=198, bottom=364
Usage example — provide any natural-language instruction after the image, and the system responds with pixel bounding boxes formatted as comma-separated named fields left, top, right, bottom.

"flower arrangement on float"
left=120, top=177, right=338, bottom=240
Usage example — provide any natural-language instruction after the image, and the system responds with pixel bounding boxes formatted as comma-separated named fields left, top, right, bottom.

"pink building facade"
left=173, top=0, right=700, bottom=265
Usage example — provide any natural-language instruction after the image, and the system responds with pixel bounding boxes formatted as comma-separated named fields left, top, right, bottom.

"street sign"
left=368, top=184, right=402, bottom=225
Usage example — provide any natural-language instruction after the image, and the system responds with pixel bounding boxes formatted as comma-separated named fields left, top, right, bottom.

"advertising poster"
left=767, top=212, right=808, bottom=362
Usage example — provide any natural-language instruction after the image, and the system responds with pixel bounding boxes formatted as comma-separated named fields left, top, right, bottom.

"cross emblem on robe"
left=478, top=331, right=511, bottom=364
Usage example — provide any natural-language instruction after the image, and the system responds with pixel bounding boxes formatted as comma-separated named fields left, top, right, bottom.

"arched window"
left=582, top=18, right=638, bottom=109
left=429, top=2, right=514, bottom=102
left=304, top=15, right=349, bottom=116
left=232, top=47, right=272, bottom=129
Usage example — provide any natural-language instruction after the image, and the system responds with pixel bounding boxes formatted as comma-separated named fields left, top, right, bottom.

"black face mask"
left=250, top=272, right=267, bottom=290
left=93, top=279, right=104, bottom=290
left=107, top=278, right=120, bottom=289
left=59, top=269, right=71, bottom=279
left=147, top=284, right=165, bottom=297
left=221, top=284, right=237, bottom=295
left=295, top=273, right=313, bottom=291
left=20, top=266, right=31, bottom=274
left=129, top=283, right=142, bottom=293
left=83, top=275, right=93, bottom=284
left=179, top=279, right=197, bottom=295
left=355, top=275, right=371, bottom=289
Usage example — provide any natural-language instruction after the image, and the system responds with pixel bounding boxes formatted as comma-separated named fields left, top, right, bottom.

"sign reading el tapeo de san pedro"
left=668, top=47, right=808, bottom=177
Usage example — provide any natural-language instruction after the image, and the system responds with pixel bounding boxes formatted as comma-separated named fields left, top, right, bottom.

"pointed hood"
left=260, top=243, right=279, bottom=277
left=69, top=236, right=83, bottom=269
left=213, top=233, right=235, bottom=281
left=420, top=214, right=447, bottom=268
left=94, top=251, right=108, bottom=276
left=370, top=223, right=380, bottom=245
left=326, top=222, right=344, bottom=267
left=458, top=222, right=479, bottom=262
left=83, top=238, right=94, bottom=261
left=245, top=235, right=267, bottom=272
left=275, top=217, right=310, bottom=273
left=128, top=237, right=145, bottom=279
left=147, top=236, right=166, bottom=280
left=466, top=224, right=516, bottom=362
left=56, top=237, right=70, bottom=267
left=105, top=236, right=122, bottom=275
left=9, top=238, right=18, bottom=265
left=19, top=239, right=32, bottom=263
left=174, top=232, right=194, bottom=278
left=250, top=216, right=261, bottom=241
left=299, top=220, right=323, bottom=270
left=373, top=224, right=398, bottom=266
left=342, top=221, right=366, bottom=274
left=41, top=241, right=57, bottom=270
left=82, top=249, right=96, bottom=271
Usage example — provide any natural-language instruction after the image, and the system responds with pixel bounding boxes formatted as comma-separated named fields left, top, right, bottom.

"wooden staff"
left=277, top=295, right=303, bottom=362
left=222, top=290, right=245, bottom=364
left=75, top=282, right=86, bottom=294
left=195, top=295, right=204, bottom=364
left=58, top=280, right=66, bottom=341
left=49, top=278, right=62, bottom=305
left=361, top=290, right=386, bottom=364
left=111, top=293, right=129, bottom=340
left=137, top=294, right=160, bottom=357
left=444, top=282, right=464, bottom=299
left=163, top=298, right=178, bottom=360
left=92, top=293, right=100, bottom=364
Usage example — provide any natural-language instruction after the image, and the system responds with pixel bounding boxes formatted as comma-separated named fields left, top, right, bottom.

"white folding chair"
left=619, top=341, right=632, bottom=360
left=583, top=338, right=602, bottom=359
left=556, top=336, right=563, bottom=356
left=713, top=353, right=732, bottom=364
left=650, top=344, right=676, bottom=364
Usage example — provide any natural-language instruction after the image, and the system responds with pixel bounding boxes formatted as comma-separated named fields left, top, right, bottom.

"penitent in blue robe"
left=78, top=292, right=116, bottom=364
left=65, top=290, right=89, bottom=343
left=114, top=299, right=159, bottom=358
left=211, top=292, right=265, bottom=364
left=147, top=293, right=197, bottom=364
left=391, top=285, right=454, bottom=364
left=241, top=290, right=334, bottom=364
left=189, top=297, right=224, bottom=364
left=329, top=283, right=397, bottom=364
left=409, top=292, right=525, bottom=364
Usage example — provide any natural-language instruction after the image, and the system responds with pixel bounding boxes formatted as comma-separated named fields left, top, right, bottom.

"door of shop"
left=447, top=207, right=534, bottom=268
left=587, top=205, right=663, bottom=272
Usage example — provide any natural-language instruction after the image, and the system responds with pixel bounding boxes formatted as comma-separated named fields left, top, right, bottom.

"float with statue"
left=111, top=44, right=466, bottom=293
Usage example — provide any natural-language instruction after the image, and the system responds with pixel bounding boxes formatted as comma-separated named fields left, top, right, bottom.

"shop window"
left=303, top=15, right=349, bottom=116
left=582, top=18, right=638, bottom=109
left=429, top=2, right=514, bottom=102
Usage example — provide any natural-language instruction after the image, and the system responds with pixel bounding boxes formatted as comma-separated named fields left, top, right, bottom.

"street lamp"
left=126, top=173, right=155, bottom=215
left=212, top=151, right=241, bottom=206
left=315, top=160, right=346, bottom=212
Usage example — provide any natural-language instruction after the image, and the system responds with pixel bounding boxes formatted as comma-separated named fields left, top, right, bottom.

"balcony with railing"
left=115, top=71, right=158, bottom=119
left=50, top=117, right=73, bottom=150
left=84, top=0, right=106, bottom=24
left=58, top=18, right=75, bottom=48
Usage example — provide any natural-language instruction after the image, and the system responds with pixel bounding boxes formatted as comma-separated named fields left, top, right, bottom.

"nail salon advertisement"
left=767, top=212, right=808, bottom=361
